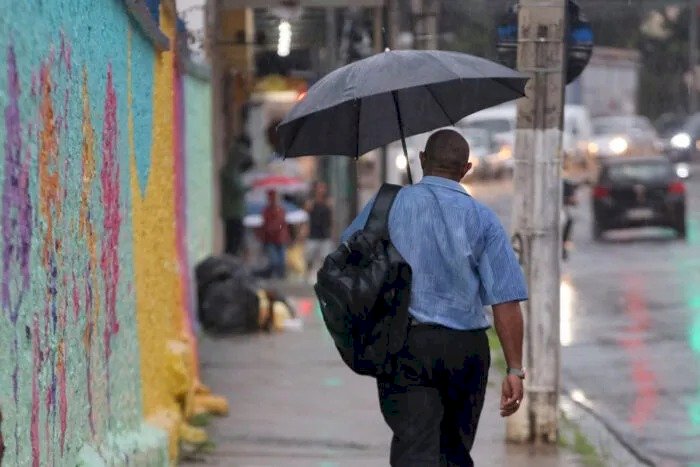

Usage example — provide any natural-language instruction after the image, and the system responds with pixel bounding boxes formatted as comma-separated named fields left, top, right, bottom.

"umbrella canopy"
left=278, top=49, right=528, bottom=180
left=251, top=174, right=308, bottom=192
left=244, top=200, right=309, bottom=229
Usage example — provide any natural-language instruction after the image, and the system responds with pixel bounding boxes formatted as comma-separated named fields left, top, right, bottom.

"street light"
left=278, top=20, right=292, bottom=57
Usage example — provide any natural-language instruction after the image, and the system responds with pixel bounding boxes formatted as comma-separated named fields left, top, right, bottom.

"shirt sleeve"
left=340, top=195, right=376, bottom=242
left=477, top=209, right=528, bottom=306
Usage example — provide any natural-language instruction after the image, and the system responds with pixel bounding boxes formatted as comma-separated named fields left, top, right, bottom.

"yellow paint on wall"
left=127, top=7, right=206, bottom=462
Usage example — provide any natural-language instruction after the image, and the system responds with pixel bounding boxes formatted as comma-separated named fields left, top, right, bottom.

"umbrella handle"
left=391, top=91, right=413, bottom=185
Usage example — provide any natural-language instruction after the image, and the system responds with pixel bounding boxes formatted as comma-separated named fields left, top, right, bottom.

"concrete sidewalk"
left=182, top=284, right=585, bottom=466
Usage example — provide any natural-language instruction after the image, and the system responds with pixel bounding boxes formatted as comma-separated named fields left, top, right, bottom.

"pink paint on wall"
left=31, top=318, right=40, bottom=467
left=59, top=31, right=72, bottom=76
left=173, top=62, right=193, bottom=329
left=72, top=273, right=80, bottom=321
left=100, top=65, right=121, bottom=364
left=57, top=342, right=67, bottom=454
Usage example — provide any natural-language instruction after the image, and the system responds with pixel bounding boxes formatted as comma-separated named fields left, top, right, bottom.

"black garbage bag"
left=195, top=255, right=260, bottom=334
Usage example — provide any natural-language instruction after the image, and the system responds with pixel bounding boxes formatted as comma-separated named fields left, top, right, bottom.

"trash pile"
left=195, top=255, right=302, bottom=335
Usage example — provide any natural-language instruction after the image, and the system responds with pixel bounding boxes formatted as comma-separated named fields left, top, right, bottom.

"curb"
left=559, top=390, right=658, bottom=466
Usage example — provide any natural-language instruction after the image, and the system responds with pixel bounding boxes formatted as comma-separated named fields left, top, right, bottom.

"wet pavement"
left=183, top=291, right=585, bottom=466
left=469, top=172, right=700, bottom=466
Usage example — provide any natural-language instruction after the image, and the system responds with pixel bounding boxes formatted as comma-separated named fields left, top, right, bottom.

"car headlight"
left=676, top=163, right=690, bottom=179
left=395, top=153, right=408, bottom=170
left=670, top=132, right=692, bottom=149
left=587, top=142, right=599, bottom=155
left=609, top=137, right=628, bottom=155
left=496, top=145, right=513, bottom=161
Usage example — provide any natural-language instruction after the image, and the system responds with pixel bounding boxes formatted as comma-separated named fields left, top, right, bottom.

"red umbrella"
left=251, top=175, right=307, bottom=192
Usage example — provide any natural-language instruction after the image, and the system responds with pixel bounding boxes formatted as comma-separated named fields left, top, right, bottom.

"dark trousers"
left=377, top=324, right=490, bottom=467
left=264, top=243, right=287, bottom=279
left=225, top=218, right=244, bottom=256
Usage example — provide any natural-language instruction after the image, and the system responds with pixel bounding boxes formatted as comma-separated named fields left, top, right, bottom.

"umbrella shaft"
left=391, top=90, right=414, bottom=185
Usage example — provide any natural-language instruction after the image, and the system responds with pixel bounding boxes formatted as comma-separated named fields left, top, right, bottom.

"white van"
left=459, top=103, right=593, bottom=172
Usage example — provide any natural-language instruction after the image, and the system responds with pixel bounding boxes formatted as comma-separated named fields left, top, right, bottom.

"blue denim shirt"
left=341, top=176, right=528, bottom=331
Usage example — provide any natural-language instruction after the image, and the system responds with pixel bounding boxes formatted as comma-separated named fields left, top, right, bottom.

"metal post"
left=507, top=0, right=566, bottom=444
left=690, top=0, right=698, bottom=113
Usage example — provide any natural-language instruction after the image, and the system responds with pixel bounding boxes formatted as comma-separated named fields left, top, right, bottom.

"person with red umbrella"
left=259, top=189, right=291, bottom=279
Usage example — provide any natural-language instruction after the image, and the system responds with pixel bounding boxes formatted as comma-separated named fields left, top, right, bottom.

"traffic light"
left=496, top=0, right=594, bottom=85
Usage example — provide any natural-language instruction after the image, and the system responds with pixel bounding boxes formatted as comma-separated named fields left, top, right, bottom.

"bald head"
left=420, top=129, right=471, bottom=180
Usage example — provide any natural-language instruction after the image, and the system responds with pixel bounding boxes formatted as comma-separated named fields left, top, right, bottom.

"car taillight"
left=593, top=186, right=610, bottom=199
left=668, top=181, right=685, bottom=195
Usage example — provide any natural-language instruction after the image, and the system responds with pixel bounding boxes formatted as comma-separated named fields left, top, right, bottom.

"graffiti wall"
left=0, top=0, right=221, bottom=464
left=183, top=74, right=215, bottom=273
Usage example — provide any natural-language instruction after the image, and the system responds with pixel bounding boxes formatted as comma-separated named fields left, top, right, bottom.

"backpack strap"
left=364, top=183, right=402, bottom=237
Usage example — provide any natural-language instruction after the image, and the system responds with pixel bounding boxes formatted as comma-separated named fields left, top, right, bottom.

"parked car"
left=591, top=157, right=686, bottom=240
left=588, top=115, right=660, bottom=160
left=665, top=112, right=700, bottom=164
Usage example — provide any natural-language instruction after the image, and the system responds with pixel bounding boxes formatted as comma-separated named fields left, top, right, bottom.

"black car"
left=666, top=112, right=700, bottom=163
left=592, top=157, right=686, bottom=240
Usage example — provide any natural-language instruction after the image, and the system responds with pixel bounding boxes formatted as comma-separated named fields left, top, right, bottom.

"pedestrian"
left=220, top=133, right=253, bottom=256
left=304, top=181, right=334, bottom=283
left=260, top=189, right=290, bottom=279
left=562, top=178, right=578, bottom=261
left=342, top=129, right=527, bottom=467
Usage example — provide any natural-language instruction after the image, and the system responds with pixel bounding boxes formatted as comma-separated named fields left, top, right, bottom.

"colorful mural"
left=0, top=0, right=222, bottom=464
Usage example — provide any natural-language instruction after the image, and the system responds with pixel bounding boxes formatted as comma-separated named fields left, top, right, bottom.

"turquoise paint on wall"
left=184, top=74, right=214, bottom=268
left=0, top=0, right=167, bottom=465
left=130, top=26, right=156, bottom=195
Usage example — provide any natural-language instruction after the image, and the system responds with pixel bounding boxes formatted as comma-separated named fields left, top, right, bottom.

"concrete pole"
left=206, top=0, right=226, bottom=254
left=384, top=0, right=400, bottom=183
left=690, top=0, right=698, bottom=114
left=387, top=0, right=400, bottom=50
left=411, top=0, right=439, bottom=50
left=373, top=6, right=383, bottom=53
left=325, top=7, right=338, bottom=73
left=507, top=0, right=566, bottom=444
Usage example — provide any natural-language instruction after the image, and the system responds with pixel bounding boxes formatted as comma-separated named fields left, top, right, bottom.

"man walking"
left=220, top=134, right=253, bottom=256
left=342, top=130, right=527, bottom=466
left=304, top=181, right=334, bottom=283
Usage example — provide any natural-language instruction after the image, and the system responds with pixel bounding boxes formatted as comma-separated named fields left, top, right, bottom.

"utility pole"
left=411, top=0, right=440, bottom=50
left=325, top=7, right=338, bottom=74
left=207, top=0, right=226, bottom=254
left=507, top=0, right=567, bottom=444
left=690, top=0, right=698, bottom=113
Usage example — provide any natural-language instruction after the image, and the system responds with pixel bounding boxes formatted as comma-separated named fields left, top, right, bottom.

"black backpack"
left=314, top=184, right=412, bottom=377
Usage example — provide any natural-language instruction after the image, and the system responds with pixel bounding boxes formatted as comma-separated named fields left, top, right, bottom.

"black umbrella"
left=278, top=49, right=529, bottom=183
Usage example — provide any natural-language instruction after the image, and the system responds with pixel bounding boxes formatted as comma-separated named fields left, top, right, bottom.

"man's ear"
left=463, top=162, right=473, bottom=178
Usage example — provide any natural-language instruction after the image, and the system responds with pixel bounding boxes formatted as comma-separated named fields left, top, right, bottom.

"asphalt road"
left=469, top=172, right=700, bottom=466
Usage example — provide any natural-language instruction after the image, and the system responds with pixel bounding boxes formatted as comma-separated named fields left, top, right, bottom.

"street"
left=469, top=172, right=700, bottom=466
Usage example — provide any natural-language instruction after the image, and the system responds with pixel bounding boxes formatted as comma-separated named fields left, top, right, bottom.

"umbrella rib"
left=355, top=98, right=362, bottom=159
left=425, top=84, right=455, bottom=126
